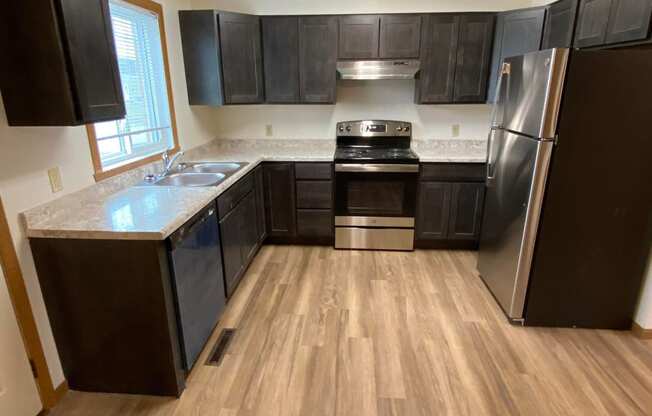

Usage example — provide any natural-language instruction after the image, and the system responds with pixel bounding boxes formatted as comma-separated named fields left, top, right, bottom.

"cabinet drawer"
left=420, top=163, right=485, bottom=182
left=295, top=163, right=333, bottom=180
left=217, top=173, right=255, bottom=219
left=297, top=209, right=333, bottom=237
left=296, top=181, right=332, bottom=209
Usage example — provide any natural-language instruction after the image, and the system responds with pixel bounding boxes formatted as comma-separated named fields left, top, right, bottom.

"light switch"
left=265, top=124, right=273, bottom=137
left=452, top=124, right=460, bottom=138
left=47, top=167, right=63, bottom=193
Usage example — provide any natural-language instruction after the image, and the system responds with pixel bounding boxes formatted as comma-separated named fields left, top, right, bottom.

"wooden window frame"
left=86, top=0, right=180, bottom=182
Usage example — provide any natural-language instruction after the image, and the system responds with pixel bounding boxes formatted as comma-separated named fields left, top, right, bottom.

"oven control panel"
left=336, top=120, right=412, bottom=137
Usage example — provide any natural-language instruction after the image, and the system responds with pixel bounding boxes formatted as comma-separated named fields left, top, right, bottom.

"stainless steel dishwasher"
left=168, top=202, right=226, bottom=371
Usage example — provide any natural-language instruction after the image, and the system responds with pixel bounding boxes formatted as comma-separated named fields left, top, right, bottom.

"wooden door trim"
left=632, top=321, right=652, bottom=339
left=0, top=197, right=61, bottom=409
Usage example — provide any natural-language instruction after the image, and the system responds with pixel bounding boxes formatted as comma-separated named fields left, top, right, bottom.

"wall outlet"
left=451, top=124, right=460, bottom=138
left=47, top=167, right=63, bottom=193
left=265, top=124, right=273, bottom=137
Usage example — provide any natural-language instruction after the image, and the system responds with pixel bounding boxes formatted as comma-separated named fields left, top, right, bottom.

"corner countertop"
left=23, top=139, right=486, bottom=241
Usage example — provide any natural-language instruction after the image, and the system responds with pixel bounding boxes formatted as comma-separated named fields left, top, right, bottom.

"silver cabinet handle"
left=335, top=164, right=419, bottom=173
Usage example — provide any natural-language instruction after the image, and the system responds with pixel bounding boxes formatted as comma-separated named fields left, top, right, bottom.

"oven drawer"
left=420, top=163, right=485, bottom=182
left=335, top=227, right=414, bottom=251
left=296, top=180, right=332, bottom=209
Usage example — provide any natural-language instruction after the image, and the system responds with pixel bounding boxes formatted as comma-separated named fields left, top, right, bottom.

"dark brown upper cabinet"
left=542, top=0, right=580, bottom=49
left=379, top=15, right=422, bottom=58
left=604, top=0, right=652, bottom=44
left=575, top=0, right=652, bottom=47
left=487, top=7, right=546, bottom=101
left=453, top=14, right=495, bottom=103
left=339, top=15, right=380, bottom=59
left=0, top=0, right=125, bottom=126
left=338, top=14, right=421, bottom=59
left=220, top=13, right=265, bottom=104
left=574, top=0, right=614, bottom=47
left=179, top=11, right=264, bottom=105
left=416, top=13, right=494, bottom=104
left=299, top=16, right=338, bottom=103
left=416, top=14, right=460, bottom=103
left=262, top=16, right=300, bottom=103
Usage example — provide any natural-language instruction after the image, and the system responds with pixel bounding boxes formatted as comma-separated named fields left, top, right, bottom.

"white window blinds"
left=94, top=0, right=174, bottom=169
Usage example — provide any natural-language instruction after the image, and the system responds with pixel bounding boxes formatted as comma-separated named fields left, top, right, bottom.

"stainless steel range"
left=333, top=120, right=419, bottom=251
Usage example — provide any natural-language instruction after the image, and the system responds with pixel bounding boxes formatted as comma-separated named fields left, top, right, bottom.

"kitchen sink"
left=143, top=161, right=248, bottom=187
left=154, top=172, right=226, bottom=187
left=181, top=162, right=246, bottom=174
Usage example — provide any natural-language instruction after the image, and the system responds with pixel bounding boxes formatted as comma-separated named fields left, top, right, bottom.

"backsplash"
left=206, top=80, right=493, bottom=141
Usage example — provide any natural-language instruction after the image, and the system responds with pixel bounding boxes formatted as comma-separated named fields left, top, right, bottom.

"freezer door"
left=477, top=130, right=553, bottom=319
left=500, top=48, right=568, bottom=139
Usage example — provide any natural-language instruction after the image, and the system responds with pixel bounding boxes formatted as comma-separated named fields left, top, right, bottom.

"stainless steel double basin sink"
left=145, top=162, right=248, bottom=187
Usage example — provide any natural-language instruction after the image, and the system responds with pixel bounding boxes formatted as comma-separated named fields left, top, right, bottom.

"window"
left=87, top=0, right=178, bottom=180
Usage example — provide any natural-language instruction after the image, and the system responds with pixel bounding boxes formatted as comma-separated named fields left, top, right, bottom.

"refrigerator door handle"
left=487, top=128, right=498, bottom=180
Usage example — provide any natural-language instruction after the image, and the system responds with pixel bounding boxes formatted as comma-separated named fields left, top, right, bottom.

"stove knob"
left=403, top=126, right=410, bottom=132
left=338, top=125, right=344, bottom=132
left=396, top=126, right=403, bottom=132
left=345, top=125, right=352, bottom=132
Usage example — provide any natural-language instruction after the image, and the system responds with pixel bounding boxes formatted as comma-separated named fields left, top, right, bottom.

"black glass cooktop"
left=334, top=147, right=419, bottom=163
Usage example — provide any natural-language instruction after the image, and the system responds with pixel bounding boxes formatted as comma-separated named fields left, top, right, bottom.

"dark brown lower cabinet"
left=297, top=209, right=333, bottom=239
left=29, top=238, right=185, bottom=396
left=448, top=183, right=485, bottom=240
left=218, top=177, right=262, bottom=296
left=416, top=163, right=486, bottom=248
left=263, top=163, right=297, bottom=238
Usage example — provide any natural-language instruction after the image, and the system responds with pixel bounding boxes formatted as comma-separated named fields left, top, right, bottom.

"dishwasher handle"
left=169, top=204, right=217, bottom=248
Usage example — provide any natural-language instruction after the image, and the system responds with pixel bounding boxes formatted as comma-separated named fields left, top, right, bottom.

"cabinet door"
left=219, top=207, right=244, bottom=296
left=416, top=182, right=452, bottom=240
left=59, top=0, right=125, bottom=122
left=254, top=166, right=267, bottom=243
left=453, top=14, right=495, bottom=103
left=239, top=191, right=259, bottom=264
left=262, top=16, right=300, bottom=103
left=179, top=11, right=225, bottom=106
left=263, top=163, right=297, bottom=237
left=605, top=0, right=652, bottom=44
left=416, top=14, right=459, bottom=104
left=299, top=16, right=338, bottom=103
left=219, top=12, right=264, bottom=104
left=339, top=15, right=380, bottom=59
left=574, top=0, right=613, bottom=47
left=488, top=8, right=545, bottom=101
left=542, top=0, right=580, bottom=49
left=448, top=183, right=485, bottom=240
left=379, top=15, right=422, bottom=58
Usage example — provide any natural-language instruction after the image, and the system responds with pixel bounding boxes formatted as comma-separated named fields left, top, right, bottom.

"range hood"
left=336, top=60, right=420, bottom=80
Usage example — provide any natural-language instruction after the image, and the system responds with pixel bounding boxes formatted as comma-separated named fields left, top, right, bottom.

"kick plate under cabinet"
left=335, top=228, right=415, bottom=251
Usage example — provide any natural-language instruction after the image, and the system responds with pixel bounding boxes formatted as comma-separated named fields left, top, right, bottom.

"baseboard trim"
left=49, top=380, right=68, bottom=410
left=632, top=322, right=652, bottom=339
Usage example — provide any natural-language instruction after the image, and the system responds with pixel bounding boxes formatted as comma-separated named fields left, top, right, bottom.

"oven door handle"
left=335, top=163, right=420, bottom=173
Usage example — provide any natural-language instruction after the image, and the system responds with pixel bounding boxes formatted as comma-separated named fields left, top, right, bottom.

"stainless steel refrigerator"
left=477, top=48, right=652, bottom=329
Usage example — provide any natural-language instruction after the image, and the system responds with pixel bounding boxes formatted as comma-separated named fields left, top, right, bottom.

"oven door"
left=335, top=163, right=419, bottom=227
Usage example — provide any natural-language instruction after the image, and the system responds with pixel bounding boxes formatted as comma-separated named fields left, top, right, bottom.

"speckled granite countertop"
left=23, top=139, right=486, bottom=240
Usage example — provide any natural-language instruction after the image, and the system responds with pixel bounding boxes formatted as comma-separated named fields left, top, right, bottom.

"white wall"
left=0, top=0, right=217, bottom=386
left=211, top=80, right=491, bottom=140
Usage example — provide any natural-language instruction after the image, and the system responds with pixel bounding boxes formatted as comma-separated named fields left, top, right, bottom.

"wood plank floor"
left=51, top=246, right=652, bottom=416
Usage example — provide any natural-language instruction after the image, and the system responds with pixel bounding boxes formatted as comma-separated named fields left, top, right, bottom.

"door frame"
left=0, top=196, right=67, bottom=410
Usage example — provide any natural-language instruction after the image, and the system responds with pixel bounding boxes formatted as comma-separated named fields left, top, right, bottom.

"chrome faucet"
left=161, top=150, right=184, bottom=177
